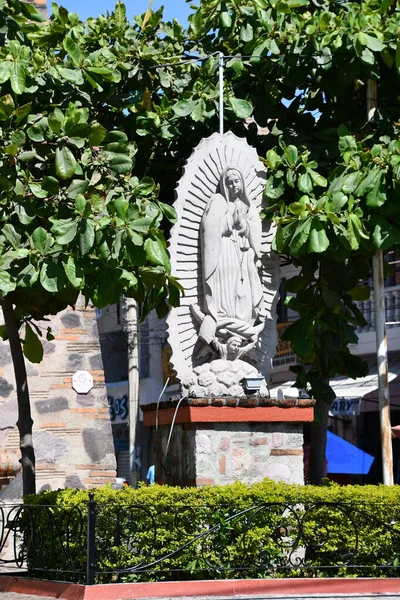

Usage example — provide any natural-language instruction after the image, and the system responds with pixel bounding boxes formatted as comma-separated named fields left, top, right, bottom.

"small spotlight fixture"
left=240, top=376, right=265, bottom=394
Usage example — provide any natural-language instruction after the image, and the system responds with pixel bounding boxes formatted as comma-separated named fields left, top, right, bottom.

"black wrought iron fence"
left=1, top=494, right=400, bottom=584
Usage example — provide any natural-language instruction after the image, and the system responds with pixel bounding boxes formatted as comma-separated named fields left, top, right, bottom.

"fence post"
left=86, top=491, right=96, bottom=585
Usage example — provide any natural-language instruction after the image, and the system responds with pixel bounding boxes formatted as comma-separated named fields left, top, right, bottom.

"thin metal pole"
left=368, top=79, right=393, bottom=485
left=124, top=297, right=140, bottom=487
left=86, top=492, right=96, bottom=585
left=219, top=52, right=224, bottom=134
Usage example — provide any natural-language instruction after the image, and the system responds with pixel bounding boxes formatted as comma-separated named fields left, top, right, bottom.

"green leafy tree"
left=4, top=0, right=400, bottom=492
left=190, top=0, right=400, bottom=481
left=0, top=0, right=185, bottom=495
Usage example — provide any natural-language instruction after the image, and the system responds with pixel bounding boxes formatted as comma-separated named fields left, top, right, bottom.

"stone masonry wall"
left=0, top=297, right=116, bottom=498
left=155, top=422, right=304, bottom=487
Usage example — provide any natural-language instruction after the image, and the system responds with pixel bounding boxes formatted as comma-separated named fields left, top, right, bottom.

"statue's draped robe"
left=201, top=192, right=263, bottom=342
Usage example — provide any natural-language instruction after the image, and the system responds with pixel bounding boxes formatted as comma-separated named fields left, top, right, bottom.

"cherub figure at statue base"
left=190, top=304, right=261, bottom=364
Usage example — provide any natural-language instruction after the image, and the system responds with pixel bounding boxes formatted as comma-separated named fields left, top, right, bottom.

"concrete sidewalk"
left=0, top=594, right=49, bottom=600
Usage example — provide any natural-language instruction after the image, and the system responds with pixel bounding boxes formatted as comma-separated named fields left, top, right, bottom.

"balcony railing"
left=355, top=284, right=400, bottom=333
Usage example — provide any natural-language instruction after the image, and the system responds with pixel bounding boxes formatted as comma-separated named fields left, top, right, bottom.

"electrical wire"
left=162, top=395, right=185, bottom=476
left=134, top=49, right=392, bottom=74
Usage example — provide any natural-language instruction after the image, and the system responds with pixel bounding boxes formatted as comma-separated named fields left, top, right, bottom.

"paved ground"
left=0, top=594, right=50, bottom=600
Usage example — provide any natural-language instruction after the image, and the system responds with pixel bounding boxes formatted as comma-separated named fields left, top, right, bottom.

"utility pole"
left=368, top=79, right=394, bottom=485
left=123, top=297, right=140, bottom=487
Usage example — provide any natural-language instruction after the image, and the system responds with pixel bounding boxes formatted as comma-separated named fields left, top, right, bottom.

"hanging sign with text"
left=330, top=397, right=361, bottom=417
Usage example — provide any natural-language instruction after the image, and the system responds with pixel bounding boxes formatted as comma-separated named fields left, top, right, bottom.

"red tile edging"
left=143, top=406, right=314, bottom=427
left=1, top=576, right=400, bottom=599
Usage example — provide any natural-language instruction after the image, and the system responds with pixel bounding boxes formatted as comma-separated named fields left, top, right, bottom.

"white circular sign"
left=72, top=370, right=94, bottom=394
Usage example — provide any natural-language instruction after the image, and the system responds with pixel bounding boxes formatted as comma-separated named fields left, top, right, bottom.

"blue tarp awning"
left=326, top=431, right=374, bottom=475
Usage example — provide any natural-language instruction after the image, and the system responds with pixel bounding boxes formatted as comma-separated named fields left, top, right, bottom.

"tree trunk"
left=1, top=298, right=36, bottom=496
left=308, top=400, right=330, bottom=485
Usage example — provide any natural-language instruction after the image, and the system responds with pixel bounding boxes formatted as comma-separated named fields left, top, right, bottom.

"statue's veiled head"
left=220, top=167, right=251, bottom=206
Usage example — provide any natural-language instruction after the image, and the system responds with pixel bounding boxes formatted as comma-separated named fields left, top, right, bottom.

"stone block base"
left=142, top=401, right=314, bottom=487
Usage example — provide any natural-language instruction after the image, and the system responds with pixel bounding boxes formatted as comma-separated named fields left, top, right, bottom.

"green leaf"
left=298, top=172, right=313, bottom=193
left=15, top=103, right=31, bottom=124
left=240, top=23, right=253, bottom=42
left=40, top=260, right=67, bottom=293
left=308, top=376, right=335, bottom=403
left=92, top=272, right=117, bottom=308
left=354, top=166, right=380, bottom=197
left=135, top=177, right=155, bottom=196
left=63, top=36, right=82, bottom=66
left=23, top=323, right=43, bottom=364
left=17, top=263, right=39, bottom=287
left=308, top=169, right=327, bottom=188
left=104, top=130, right=128, bottom=144
left=32, top=227, right=53, bottom=254
left=229, top=97, right=253, bottom=118
left=0, top=270, right=16, bottom=294
left=52, top=219, right=78, bottom=245
left=11, top=130, right=26, bottom=147
left=289, top=202, right=305, bottom=215
left=189, top=9, right=203, bottom=36
left=172, top=99, right=196, bottom=117
left=0, top=61, right=11, bottom=84
left=109, top=154, right=132, bottom=174
left=3, top=224, right=21, bottom=249
left=75, top=194, right=87, bottom=214
left=366, top=173, right=387, bottom=208
left=347, top=213, right=361, bottom=250
left=58, top=67, right=84, bottom=85
left=67, top=179, right=89, bottom=199
left=267, top=38, right=280, bottom=55
left=10, top=63, right=26, bottom=94
left=0, top=94, right=15, bottom=120
left=79, top=219, right=95, bottom=255
left=290, top=216, right=313, bottom=256
left=364, top=34, right=385, bottom=53
left=42, top=176, right=60, bottom=195
left=266, top=149, right=280, bottom=169
left=220, top=11, right=232, bottom=28
left=158, top=201, right=177, bottom=223
left=372, top=217, right=400, bottom=250
left=265, top=171, right=285, bottom=199
left=281, top=316, right=315, bottom=358
left=144, top=237, right=170, bottom=272
left=63, top=256, right=84, bottom=288
left=308, top=218, right=329, bottom=253
left=192, top=99, right=205, bottom=122
left=342, top=171, right=362, bottom=194
left=287, top=0, right=309, bottom=6
left=56, top=146, right=77, bottom=179
left=348, top=285, right=370, bottom=301
left=338, top=135, right=357, bottom=154
left=27, top=117, right=48, bottom=142
left=114, top=1, right=127, bottom=28
left=89, top=122, right=107, bottom=146
left=284, top=145, right=298, bottom=166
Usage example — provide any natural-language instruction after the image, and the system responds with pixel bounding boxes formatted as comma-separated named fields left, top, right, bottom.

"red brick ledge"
left=142, top=405, right=314, bottom=427
left=1, top=576, right=400, bottom=599
left=142, top=396, right=315, bottom=411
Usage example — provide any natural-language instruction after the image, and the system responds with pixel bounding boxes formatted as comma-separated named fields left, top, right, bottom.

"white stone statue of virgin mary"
left=167, top=132, right=280, bottom=395
left=194, top=167, right=264, bottom=356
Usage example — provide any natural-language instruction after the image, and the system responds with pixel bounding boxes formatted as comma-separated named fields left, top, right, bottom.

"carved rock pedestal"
left=142, top=398, right=314, bottom=487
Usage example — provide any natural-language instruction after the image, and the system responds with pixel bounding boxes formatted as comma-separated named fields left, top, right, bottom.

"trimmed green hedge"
left=24, top=480, right=400, bottom=582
